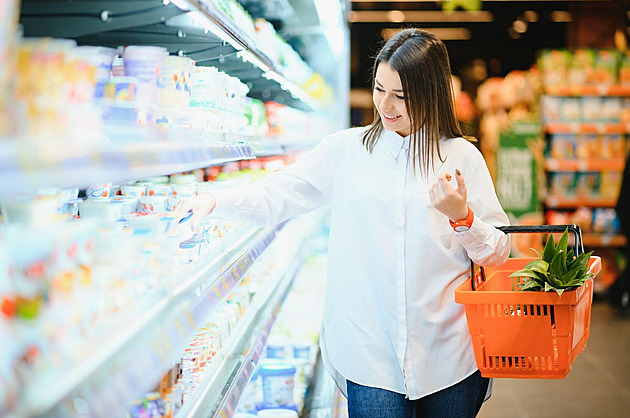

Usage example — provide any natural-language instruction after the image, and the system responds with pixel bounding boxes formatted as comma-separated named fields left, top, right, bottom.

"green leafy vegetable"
left=509, top=228, right=593, bottom=296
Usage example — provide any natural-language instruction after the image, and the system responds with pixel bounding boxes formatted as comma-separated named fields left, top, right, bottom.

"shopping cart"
left=455, top=225, right=602, bottom=379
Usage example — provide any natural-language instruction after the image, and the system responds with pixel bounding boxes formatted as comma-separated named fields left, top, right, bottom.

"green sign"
left=497, top=124, right=542, bottom=219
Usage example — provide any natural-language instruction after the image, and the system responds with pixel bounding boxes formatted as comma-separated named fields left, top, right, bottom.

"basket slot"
left=485, top=355, right=558, bottom=372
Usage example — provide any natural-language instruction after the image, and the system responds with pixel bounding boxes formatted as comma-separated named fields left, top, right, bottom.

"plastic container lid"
left=258, top=363, right=296, bottom=377
left=257, top=409, right=298, bottom=418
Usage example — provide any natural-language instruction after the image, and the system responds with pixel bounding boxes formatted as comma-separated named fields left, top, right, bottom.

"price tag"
left=222, top=275, right=231, bottom=292
left=212, top=284, right=222, bottom=299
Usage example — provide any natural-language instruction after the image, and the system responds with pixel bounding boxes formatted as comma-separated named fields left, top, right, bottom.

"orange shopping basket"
left=455, top=225, right=602, bottom=379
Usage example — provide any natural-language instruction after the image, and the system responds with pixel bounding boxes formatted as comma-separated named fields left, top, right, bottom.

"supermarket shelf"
left=544, top=84, right=630, bottom=97
left=544, top=158, right=626, bottom=172
left=19, top=0, right=322, bottom=112
left=176, top=221, right=317, bottom=418
left=582, top=234, right=627, bottom=248
left=15, top=223, right=283, bottom=418
left=0, top=135, right=311, bottom=195
left=544, top=122, right=629, bottom=134
left=544, top=195, right=618, bottom=209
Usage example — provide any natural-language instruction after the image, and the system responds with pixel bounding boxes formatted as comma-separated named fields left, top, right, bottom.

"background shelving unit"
left=540, top=70, right=628, bottom=292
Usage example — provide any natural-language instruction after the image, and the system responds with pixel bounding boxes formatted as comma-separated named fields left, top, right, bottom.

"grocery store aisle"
left=478, top=301, right=630, bottom=418
left=330, top=301, right=630, bottom=418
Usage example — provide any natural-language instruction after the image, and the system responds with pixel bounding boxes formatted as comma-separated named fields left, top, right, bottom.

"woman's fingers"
left=454, top=168, right=467, bottom=200
left=173, top=194, right=216, bottom=233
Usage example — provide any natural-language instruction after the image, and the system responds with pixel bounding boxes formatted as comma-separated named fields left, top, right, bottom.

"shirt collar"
left=381, top=129, right=416, bottom=159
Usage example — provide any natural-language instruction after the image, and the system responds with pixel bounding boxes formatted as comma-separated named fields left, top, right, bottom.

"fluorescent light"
left=349, top=10, right=494, bottom=23
left=382, top=27, right=472, bottom=41
left=237, top=50, right=269, bottom=72
left=187, top=11, right=244, bottom=51
left=169, top=0, right=189, bottom=10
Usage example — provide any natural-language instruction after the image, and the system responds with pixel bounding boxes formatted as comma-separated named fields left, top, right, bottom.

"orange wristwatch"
left=449, top=207, right=474, bottom=232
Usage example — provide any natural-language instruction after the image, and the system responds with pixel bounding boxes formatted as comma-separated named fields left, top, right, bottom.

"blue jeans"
left=346, top=370, right=489, bottom=418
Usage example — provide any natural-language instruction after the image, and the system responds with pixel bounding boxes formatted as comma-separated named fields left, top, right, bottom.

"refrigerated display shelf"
left=544, top=158, right=626, bottom=172
left=0, top=137, right=310, bottom=195
left=19, top=0, right=322, bottom=111
left=174, top=217, right=319, bottom=418
left=544, top=195, right=618, bottom=209
left=14, top=223, right=284, bottom=418
left=544, top=122, right=629, bottom=134
left=544, top=84, right=630, bottom=97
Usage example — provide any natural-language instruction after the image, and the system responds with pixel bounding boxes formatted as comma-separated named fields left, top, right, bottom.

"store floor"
left=330, top=301, right=630, bottom=418
left=478, top=301, right=630, bottom=418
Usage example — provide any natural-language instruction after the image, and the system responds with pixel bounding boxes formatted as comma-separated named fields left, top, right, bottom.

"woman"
left=177, top=28, right=510, bottom=417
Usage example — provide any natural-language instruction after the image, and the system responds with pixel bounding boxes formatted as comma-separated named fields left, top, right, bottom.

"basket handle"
left=469, top=224, right=584, bottom=291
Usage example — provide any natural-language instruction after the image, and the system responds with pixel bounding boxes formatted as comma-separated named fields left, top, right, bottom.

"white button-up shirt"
left=212, top=127, right=510, bottom=399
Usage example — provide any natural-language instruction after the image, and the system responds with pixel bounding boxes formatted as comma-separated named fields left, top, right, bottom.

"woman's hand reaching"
left=429, top=168, right=469, bottom=222
left=173, top=193, right=217, bottom=232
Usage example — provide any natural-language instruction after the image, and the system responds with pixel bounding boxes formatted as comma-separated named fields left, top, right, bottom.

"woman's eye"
left=396, top=95, right=405, bottom=100
left=374, top=87, right=384, bottom=92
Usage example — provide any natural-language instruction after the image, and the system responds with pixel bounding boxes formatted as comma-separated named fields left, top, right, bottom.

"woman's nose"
left=379, top=95, right=394, bottom=109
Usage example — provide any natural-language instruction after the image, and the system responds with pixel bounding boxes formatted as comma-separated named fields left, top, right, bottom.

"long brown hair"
left=362, top=28, right=468, bottom=177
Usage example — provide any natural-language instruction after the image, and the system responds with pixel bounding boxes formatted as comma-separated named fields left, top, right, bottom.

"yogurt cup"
left=120, top=185, right=146, bottom=197
left=171, top=183, right=196, bottom=197
left=86, top=182, right=112, bottom=199
left=139, top=195, right=167, bottom=213
left=78, top=199, right=122, bottom=222
left=145, top=183, right=171, bottom=197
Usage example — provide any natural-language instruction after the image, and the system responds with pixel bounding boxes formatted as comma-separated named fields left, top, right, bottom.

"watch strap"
left=449, top=207, right=474, bottom=231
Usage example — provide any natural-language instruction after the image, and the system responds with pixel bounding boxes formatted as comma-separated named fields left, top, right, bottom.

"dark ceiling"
left=349, top=1, right=630, bottom=92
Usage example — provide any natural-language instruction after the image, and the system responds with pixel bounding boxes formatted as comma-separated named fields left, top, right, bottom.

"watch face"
left=454, top=225, right=470, bottom=232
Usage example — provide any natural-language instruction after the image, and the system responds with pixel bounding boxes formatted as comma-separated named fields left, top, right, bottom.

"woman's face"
left=373, top=61, right=411, bottom=137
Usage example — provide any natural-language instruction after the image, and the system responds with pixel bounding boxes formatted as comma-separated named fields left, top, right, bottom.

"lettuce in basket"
left=510, top=228, right=594, bottom=296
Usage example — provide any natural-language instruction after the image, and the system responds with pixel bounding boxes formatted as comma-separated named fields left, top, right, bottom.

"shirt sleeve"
left=454, top=146, right=511, bottom=267
left=210, top=133, right=338, bottom=227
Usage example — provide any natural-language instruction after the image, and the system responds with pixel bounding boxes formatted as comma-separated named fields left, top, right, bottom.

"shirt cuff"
left=206, top=188, right=238, bottom=219
left=454, top=215, right=490, bottom=246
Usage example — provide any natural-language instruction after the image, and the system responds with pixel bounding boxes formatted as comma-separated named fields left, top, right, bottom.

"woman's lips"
left=382, top=113, right=401, bottom=122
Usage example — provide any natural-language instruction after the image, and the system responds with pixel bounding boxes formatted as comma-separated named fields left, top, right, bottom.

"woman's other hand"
left=174, top=193, right=217, bottom=232
left=429, top=169, right=468, bottom=222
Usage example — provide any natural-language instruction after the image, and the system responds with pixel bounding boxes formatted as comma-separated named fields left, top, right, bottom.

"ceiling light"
left=349, top=10, right=493, bottom=23
left=523, top=10, right=538, bottom=22
left=550, top=11, right=572, bottom=22
left=382, top=27, right=472, bottom=41
left=388, top=10, right=406, bottom=23
left=513, top=20, right=527, bottom=34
